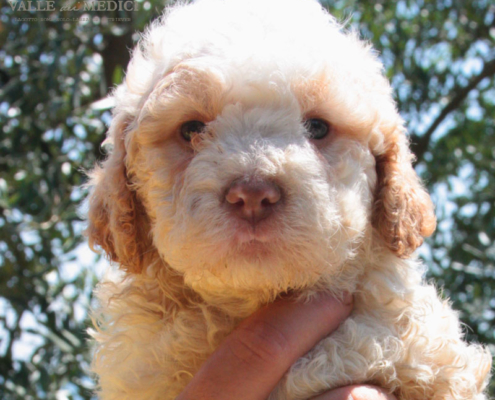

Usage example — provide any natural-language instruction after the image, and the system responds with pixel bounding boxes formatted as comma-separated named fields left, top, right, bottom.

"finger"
left=176, top=292, right=353, bottom=400
left=311, top=385, right=397, bottom=400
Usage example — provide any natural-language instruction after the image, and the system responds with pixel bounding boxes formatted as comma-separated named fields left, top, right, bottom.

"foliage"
left=0, top=0, right=494, bottom=398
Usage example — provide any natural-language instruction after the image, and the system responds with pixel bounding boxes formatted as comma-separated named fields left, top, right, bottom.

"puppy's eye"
left=304, top=118, right=330, bottom=140
left=180, top=120, right=206, bottom=142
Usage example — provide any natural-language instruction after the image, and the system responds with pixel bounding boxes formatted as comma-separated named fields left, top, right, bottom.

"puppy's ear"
left=86, top=114, right=152, bottom=274
left=372, top=128, right=436, bottom=258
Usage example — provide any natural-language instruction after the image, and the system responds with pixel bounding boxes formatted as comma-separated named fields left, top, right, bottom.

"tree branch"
left=411, top=58, right=495, bottom=164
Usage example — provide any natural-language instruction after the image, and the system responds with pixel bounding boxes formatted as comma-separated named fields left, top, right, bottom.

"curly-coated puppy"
left=86, top=0, right=492, bottom=399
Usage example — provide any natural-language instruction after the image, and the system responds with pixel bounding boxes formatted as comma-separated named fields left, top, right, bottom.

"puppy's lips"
left=232, top=220, right=276, bottom=244
left=235, top=229, right=271, bottom=244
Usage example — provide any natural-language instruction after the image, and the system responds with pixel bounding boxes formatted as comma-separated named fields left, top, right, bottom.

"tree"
left=1, top=0, right=493, bottom=398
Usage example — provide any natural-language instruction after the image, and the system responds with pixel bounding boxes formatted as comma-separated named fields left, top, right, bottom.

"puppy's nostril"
left=232, top=198, right=245, bottom=207
left=262, top=187, right=281, bottom=205
left=261, top=198, right=271, bottom=207
left=225, top=189, right=245, bottom=206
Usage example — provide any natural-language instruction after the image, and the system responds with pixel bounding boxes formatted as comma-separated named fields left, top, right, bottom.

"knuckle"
left=227, top=320, right=290, bottom=366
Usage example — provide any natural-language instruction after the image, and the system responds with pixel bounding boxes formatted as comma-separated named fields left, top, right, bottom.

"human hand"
left=176, top=292, right=393, bottom=400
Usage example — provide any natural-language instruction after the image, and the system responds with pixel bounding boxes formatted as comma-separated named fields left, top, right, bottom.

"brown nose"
left=225, top=179, right=281, bottom=223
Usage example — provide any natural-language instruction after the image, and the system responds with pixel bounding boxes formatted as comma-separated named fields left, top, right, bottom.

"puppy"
left=86, top=0, right=492, bottom=399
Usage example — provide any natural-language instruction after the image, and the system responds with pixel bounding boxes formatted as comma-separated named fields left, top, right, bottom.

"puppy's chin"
left=157, top=225, right=350, bottom=297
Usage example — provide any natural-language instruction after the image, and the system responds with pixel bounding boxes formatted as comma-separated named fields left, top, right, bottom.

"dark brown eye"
left=180, top=120, right=206, bottom=142
left=304, top=118, right=330, bottom=140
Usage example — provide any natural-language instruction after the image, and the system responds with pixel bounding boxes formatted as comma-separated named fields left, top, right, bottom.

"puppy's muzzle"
left=225, top=179, right=281, bottom=225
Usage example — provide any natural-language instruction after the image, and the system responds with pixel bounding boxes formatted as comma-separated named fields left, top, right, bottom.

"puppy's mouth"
left=234, top=221, right=275, bottom=244
left=231, top=222, right=278, bottom=260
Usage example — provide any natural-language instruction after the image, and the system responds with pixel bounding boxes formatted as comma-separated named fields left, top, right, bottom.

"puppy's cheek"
left=321, top=140, right=377, bottom=241
left=152, top=182, right=229, bottom=272
left=337, top=190, right=370, bottom=240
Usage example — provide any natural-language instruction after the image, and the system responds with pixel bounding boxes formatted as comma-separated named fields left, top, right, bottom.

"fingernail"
left=342, top=291, right=353, bottom=306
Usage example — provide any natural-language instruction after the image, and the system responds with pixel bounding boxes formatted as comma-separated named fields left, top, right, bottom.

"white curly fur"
left=86, top=0, right=492, bottom=399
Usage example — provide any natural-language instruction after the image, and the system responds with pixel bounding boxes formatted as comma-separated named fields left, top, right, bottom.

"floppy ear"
left=86, top=113, right=152, bottom=274
left=372, top=127, right=436, bottom=258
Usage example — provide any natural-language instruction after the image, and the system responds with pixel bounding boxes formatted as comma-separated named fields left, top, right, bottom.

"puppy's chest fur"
left=91, top=259, right=491, bottom=400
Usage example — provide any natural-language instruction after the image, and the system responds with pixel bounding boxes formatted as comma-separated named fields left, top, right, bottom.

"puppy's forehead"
left=147, top=62, right=330, bottom=117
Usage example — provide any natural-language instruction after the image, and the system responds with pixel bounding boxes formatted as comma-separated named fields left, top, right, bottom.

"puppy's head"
left=86, top=0, right=436, bottom=295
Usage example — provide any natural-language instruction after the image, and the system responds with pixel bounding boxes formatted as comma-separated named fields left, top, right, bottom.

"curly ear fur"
left=372, top=128, right=436, bottom=258
left=86, top=114, right=152, bottom=274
